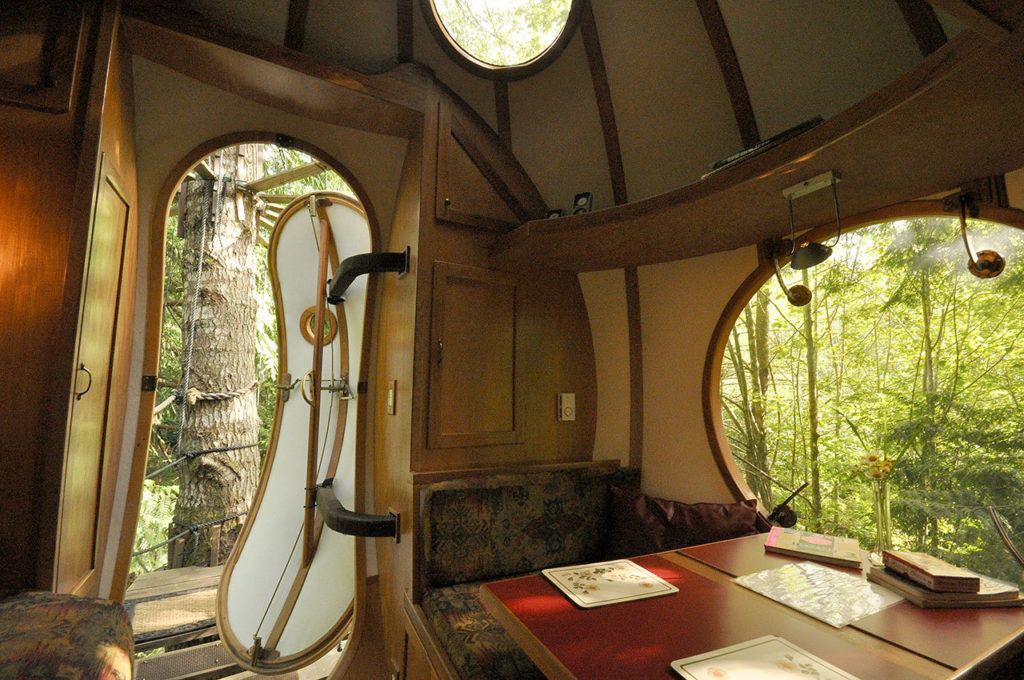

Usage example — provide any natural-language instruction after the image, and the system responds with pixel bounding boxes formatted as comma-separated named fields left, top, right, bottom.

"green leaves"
left=722, top=217, right=1024, bottom=584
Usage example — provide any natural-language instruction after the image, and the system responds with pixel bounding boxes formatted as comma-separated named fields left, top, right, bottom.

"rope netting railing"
left=131, top=510, right=249, bottom=559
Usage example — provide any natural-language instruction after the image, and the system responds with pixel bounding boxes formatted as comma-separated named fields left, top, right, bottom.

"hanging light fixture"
left=783, top=171, right=843, bottom=270
left=959, top=193, right=1006, bottom=279
left=765, top=239, right=812, bottom=306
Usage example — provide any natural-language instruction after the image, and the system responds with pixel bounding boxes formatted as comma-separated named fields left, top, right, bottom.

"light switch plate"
left=386, top=380, right=397, bottom=415
left=558, top=393, right=576, bottom=421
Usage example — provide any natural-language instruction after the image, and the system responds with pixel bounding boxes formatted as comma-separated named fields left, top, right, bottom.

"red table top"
left=681, top=534, right=1024, bottom=670
left=482, top=553, right=946, bottom=680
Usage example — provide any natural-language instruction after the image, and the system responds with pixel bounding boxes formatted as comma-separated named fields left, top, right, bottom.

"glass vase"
left=872, top=480, right=892, bottom=552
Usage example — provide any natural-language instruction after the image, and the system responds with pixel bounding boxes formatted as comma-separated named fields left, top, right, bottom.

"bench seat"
left=422, top=582, right=543, bottom=680
left=0, top=591, right=134, bottom=679
left=418, top=465, right=638, bottom=679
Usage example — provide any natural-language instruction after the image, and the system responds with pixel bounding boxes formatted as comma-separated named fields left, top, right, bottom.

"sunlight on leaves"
left=433, top=0, right=573, bottom=66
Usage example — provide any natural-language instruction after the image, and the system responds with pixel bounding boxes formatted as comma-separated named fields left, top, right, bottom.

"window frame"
left=702, top=200, right=1024, bottom=511
left=420, top=0, right=584, bottom=81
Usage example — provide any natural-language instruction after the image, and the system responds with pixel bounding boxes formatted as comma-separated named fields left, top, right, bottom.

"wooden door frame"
left=113, top=133, right=380, bottom=624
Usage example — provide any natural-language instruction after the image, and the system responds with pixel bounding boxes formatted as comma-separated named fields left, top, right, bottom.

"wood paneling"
left=490, top=31, right=1024, bottom=271
left=0, top=0, right=139, bottom=596
left=434, top=98, right=546, bottom=230
left=56, top=162, right=131, bottom=595
left=427, top=262, right=520, bottom=448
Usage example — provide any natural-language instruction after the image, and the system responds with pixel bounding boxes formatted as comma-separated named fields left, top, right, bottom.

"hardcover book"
left=867, top=566, right=1022, bottom=608
left=881, top=551, right=981, bottom=593
left=763, top=527, right=863, bottom=568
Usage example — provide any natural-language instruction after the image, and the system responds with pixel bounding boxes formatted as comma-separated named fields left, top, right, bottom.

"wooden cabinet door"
left=428, top=262, right=522, bottom=449
left=55, top=154, right=131, bottom=595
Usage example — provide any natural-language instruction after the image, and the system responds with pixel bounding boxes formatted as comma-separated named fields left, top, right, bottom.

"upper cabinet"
left=0, top=1, right=90, bottom=112
left=427, top=261, right=522, bottom=449
left=434, top=99, right=548, bottom=232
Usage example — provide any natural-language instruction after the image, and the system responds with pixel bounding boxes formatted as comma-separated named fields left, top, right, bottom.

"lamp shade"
left=791, top=242, right=832, bottom=269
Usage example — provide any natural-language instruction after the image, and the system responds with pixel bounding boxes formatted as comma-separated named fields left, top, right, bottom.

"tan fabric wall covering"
left=637, top=246, right=758, bottom=503
left=579, top=269, right=631, bottom=466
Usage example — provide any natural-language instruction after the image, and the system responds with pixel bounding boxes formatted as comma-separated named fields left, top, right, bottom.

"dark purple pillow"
left=606, top=485, right=760, bottom=558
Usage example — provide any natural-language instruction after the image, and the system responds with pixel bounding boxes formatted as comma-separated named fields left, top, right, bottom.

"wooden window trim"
left=702, top=200, right=1024, bottom=508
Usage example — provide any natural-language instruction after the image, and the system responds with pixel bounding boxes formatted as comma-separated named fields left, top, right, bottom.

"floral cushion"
left=421, top=467, right=639, bottom=588
left=422, top=583, right=544, bottom=680
left=0, top=591, right=134, bottom=680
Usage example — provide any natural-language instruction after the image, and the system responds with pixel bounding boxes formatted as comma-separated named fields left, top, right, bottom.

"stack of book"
left=867, top=551, right=1023, bottom=608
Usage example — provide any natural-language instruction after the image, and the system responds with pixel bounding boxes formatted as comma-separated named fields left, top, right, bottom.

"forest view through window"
left=720, top=216, right=1024, bottom=586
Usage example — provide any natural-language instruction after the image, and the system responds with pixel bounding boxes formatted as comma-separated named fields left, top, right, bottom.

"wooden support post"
left=209, top=525, right=221, bottom=566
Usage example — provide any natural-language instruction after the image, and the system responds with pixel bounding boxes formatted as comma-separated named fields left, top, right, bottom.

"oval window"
left=716, top=216, right=1024, bottom=586
left=425, top=0, right=578, bottom=78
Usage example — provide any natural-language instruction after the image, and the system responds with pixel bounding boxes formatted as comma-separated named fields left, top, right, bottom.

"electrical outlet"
left=558, top=393, right=576, bottom=421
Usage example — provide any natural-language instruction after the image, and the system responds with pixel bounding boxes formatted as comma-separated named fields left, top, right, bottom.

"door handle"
left=75, top=363, right=93, bottom=401
left=436, top=339, right=443, bottom=365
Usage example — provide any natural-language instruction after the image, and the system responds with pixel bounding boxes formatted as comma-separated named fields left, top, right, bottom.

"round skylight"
left=427, top=0, right=577, bottom=76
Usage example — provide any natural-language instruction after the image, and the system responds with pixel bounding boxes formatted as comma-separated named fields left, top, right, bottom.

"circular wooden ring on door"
left=299, top=306, right=339, bottom=345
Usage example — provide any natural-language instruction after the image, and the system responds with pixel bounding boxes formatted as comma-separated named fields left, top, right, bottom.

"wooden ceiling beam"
left=926, top=0, right=1012, bottom=41
left=247, top=161, right=326, bottom=193
left=580, top=2, right=628, bottom=206
left=397, top=0, right=414, bottom=63
left=694, top=0, right=760, bottom=148
left=284, top=0, right=311, bottom=51
left=895, top=0, right=948, bottom=56
left=120, top=8, right=426, bottom=139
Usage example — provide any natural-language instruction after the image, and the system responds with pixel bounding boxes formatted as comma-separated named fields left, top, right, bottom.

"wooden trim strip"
left=284, top=0, right=310, bottom=51
left=624, top=266, right=643, bottom=469
left=694, top=0, right=760, bottom=148
left=579, top=1, right=628, bottom=206
left=702, top=200, right=1024, bottom=506
left=494, top=80, right=511, bottom=148
left=397, top=0, right=414, bottom=63
left=895, top=0, right=948, bottom=56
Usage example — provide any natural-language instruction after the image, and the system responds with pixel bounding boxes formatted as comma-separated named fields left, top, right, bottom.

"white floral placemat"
left=671, top=635, right=861, bottom=680
left=734, top=561, right=903, bottom=628
left=541, top=559, right=678, bottom=608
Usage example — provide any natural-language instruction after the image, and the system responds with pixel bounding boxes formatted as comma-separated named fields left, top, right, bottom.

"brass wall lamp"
left=959, top=193, right=1006, bottom=278
left=783, top=170, right=843, bottom=270
left=763, top=238, right=812, bottom=307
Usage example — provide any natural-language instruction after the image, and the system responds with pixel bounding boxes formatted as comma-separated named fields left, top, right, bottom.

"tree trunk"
left=920, top=268, right=940, bottom=551
left=172, top=145, right=262, bottom=567
left=802, top=268, right=822, bottom=531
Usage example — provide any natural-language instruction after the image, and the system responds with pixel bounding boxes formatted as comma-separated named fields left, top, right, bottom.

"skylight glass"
left=432, top=0, right=574, bottom=67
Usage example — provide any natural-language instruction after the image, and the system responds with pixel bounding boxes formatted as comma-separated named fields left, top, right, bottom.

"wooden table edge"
left=663, top=551, right=954, bottom=679
left=478, top=580, right=578, bottom=680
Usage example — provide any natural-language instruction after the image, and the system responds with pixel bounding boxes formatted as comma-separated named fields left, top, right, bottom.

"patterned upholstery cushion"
left=422, top=583, right=544, bottom=680
left=0, top=591, right=134, bottom=680
left=421, top=466, right=639, bottom=588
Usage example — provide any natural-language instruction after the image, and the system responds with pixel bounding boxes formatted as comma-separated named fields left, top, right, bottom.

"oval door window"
left=217, top=193, right=371, bottom=672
